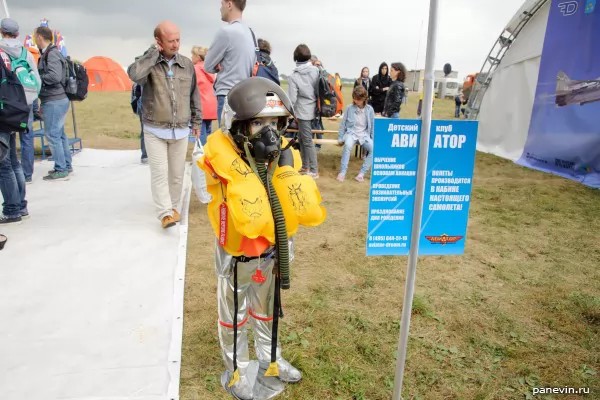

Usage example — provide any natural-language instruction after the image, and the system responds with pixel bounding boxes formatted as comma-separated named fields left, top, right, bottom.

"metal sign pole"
left=392, top=0, right=439, bottom=398
left=2, top=0, right=9, bottom=18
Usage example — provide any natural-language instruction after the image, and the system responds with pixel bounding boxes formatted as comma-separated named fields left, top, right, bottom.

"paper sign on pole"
left=418, top=120, right=478, bottom=255
left=366, top=119, right=478, bottom=256
left=366, top=119, right=422, bottom=255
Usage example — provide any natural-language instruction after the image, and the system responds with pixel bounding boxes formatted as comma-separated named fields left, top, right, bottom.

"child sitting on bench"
left=336, top=86, right=375, bottom=182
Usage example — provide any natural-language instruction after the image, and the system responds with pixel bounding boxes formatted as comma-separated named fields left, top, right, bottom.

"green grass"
left=182, top=152, right=600, bottom=399
left=62, top=88, right=599, bottom=399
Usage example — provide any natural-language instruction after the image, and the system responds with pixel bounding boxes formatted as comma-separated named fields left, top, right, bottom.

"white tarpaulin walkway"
left=0, top=149, right=190, bottom=400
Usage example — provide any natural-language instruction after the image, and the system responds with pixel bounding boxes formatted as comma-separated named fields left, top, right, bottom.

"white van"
left=436, top=78, right=461, bottom=99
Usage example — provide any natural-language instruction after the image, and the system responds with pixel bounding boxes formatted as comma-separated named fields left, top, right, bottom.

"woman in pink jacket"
left=192, top=46, right=217, bottom=145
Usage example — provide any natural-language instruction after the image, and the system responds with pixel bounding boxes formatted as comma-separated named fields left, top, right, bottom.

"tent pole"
left=392, top=0, right=438, bottom=399
left=2, top=0, right=9, bottom=18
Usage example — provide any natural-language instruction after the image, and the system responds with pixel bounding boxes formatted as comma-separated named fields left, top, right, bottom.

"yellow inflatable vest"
left=199, top=130, right=326, bottom=257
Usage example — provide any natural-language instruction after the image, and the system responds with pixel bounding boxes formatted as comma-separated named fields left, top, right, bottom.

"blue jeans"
left=139, top=114, right=147, bottom=159
left=455, top=104, right=461, bottom=118
left=41, top=98, right=72, bottom=173
left=217, top=95, right=226, bottom=127
left=200, top=120, right=213, bottom=146
left=0, top=132, right=27, bottom=218
left=19, top=106, right=35, bottom=180
left=339, top=135, right=373, bottom=176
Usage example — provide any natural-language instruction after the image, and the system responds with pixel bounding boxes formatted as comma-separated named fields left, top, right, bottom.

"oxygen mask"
left=250, top=124, right=282, bottom=163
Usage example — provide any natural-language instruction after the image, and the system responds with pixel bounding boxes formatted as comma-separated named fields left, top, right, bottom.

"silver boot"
left=253, top=364, right=285, bottom=399
left=221, top=370, right=254, bottom=400
left=275, top=358, right=302, bottom=383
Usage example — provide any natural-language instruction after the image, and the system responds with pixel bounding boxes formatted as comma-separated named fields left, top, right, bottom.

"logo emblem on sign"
left=558, top=1, right=578, bottom=16
left=424, top=233, right=463, bottom=245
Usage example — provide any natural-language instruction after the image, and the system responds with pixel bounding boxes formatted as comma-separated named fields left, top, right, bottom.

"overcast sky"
left=10, top=0, right=526, bottom=80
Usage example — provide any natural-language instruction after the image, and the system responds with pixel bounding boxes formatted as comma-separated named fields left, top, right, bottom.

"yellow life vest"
left=199, top=130, right=327, bottom=256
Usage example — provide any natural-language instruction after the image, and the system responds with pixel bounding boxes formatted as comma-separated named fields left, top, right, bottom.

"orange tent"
left=84, top=56, right=132, bottom=92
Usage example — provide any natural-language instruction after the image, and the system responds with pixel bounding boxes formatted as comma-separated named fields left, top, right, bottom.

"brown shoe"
left=172, top=209, right=180, bottom=223
left=162, top=215, right=176, bottom=229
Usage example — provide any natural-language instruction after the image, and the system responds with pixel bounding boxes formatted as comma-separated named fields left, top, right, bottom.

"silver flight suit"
left=215, top=238, right=301, bottom=399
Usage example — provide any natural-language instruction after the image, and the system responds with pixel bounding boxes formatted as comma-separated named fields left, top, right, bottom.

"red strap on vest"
left=204, top=158, right=228, bottom=185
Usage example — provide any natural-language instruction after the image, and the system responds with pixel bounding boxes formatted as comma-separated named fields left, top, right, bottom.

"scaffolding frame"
left=465, top=0, right=549, bottom=120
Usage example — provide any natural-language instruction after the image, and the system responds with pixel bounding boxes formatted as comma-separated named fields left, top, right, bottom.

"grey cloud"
left=15, top=0, right=214, bottom=20
left=9, top=0, right=525, bottom=79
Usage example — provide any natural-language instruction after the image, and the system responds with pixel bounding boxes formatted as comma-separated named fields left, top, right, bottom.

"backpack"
left=43, top=46, right=88, bottom=101
left=0, top=51, right=30, bottom=134
left=131, top=83, right=142, bottom=114
left=316, top=68, right=342, bottom=118
left=249, top=29, right=280, bottom=85
left=9, top=48, right=41, bottom=97
left=63, top=56, right=88, bottom=101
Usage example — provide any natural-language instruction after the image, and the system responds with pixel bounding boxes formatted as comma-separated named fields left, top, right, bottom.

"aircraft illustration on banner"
left=555, top=71, right=600, bottom=107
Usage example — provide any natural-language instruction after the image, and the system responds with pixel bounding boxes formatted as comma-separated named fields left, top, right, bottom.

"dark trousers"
left=0, top=133, right=27, bottom=217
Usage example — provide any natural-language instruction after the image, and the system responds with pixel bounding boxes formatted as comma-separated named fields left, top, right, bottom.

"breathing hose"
left=255, top=161, right=291, bottom=290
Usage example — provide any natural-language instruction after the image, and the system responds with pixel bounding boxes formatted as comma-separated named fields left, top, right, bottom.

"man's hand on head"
left=154, top=39, right=163, bottom=53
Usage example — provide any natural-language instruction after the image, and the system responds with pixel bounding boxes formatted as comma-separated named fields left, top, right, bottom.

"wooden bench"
left=285, top=128, right=368, bottom=158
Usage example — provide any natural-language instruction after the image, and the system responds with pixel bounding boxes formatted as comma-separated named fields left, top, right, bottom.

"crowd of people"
left=0, top=4, right=412, bottom=229
left=127, top=13, right=411, bottom=191
left=0, top=1, right=409, bottom=396
left=1, top=17, right=75, bottom=235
